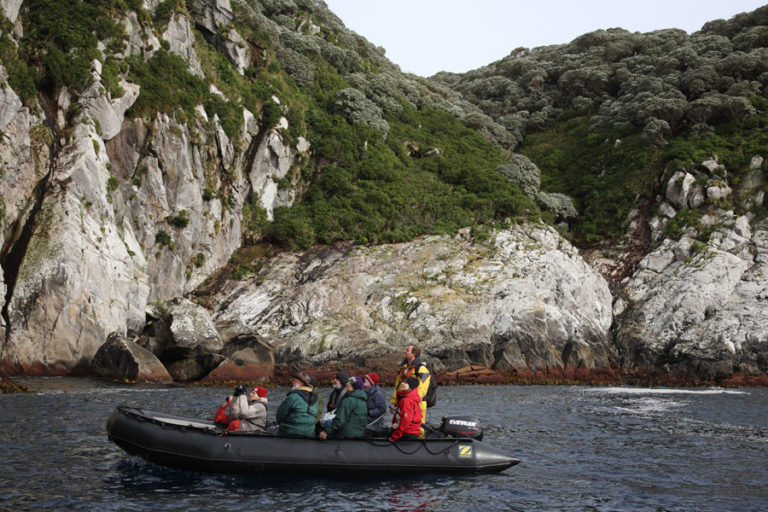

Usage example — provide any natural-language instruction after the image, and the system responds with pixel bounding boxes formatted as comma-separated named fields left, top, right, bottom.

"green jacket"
left=324, top=389, right=368, bottom=439
left=276, top=387, right=319, bottom=437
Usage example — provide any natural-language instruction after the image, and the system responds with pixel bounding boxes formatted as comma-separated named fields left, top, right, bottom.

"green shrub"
left=155, top=229, right=172, bottom=246
left=126, top=49, right=208, bottom=118
left=167, top=210, right=190, bottom=229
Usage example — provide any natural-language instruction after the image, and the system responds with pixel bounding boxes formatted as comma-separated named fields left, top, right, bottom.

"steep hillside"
left=0, top=0, right=537, bottom=377
left=435, top=7, right=768, bottom=252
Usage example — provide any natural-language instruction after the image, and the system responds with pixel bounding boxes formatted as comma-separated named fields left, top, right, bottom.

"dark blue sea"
left=1, top=379, right=766, bottom=512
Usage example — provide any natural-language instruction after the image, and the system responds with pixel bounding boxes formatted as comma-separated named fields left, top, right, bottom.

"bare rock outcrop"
left=616, top=216, right=768, bottom=380
left=212, top=224, right=614, bottom=374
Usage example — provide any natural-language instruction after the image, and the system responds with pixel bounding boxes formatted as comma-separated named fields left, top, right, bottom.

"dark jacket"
left=276, top=387, right=319, bottom=437
left=324, top=389, right=368, bottom=439
left=364, top=385, right=388, bottom=432
left=326, top=386, right=347, bottom=412
left=390, top=388, right=422, bottom=442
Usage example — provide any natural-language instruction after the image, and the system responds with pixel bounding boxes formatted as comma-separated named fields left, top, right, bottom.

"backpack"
left=420, top=364, right=437, bottom=408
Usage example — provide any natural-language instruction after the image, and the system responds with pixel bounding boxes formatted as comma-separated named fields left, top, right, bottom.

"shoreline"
left=4, top=365, right=767, bottom=394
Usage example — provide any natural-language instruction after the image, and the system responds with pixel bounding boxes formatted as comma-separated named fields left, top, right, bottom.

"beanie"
left=364, top=372, right=379, bottom=387
left=252, top=386, right=267, bottom=398
left=336, top=371, right=350, bottom=382
left=405, top=376, right=419, bottom=390
left=354, top=376, right=365, bottom=389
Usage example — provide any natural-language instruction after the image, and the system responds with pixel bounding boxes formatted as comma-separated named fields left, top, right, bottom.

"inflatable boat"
left=106, top=405, right=519, bottom=475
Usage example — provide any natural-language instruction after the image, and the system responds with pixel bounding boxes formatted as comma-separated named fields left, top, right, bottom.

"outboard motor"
left=439, top=416, right=484, bottom=441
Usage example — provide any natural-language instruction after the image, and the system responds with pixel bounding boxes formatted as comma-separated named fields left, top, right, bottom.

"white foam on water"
left=586, top=387, right=747, bottom=396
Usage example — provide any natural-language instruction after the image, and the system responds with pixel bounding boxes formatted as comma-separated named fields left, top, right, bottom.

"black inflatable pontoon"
left=107, top=405, right=519, bottom=475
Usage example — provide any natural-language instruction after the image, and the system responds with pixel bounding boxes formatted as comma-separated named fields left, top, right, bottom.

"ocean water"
left=1, top=379, right=766, bottom=512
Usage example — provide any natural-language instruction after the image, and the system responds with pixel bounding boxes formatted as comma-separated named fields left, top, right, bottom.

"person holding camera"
left=215, top=384, right=269, bottom=432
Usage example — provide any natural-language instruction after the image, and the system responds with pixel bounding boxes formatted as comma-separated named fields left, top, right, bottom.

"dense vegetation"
left=435, top=6, right=768, bottom=245
left=4, top=0, right=767, bottom=252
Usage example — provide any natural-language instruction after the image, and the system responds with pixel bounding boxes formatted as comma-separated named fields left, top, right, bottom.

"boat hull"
left=106, top=406, right=519, bottom=476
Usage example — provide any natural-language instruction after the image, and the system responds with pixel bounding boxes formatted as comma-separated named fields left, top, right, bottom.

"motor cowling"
left=439, top=416, right=484, bottom=441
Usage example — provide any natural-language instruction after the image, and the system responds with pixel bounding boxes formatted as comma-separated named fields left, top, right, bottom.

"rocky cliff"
left=1, top=0, right=766, bottom=385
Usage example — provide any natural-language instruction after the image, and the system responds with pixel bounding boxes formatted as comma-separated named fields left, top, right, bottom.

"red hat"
left=251, top=386, right=267, bottom=398
left=364, top=372, right=379, bottom=387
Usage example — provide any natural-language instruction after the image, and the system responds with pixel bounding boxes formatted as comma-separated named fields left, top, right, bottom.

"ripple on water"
left=2, top=380, right=767, bottom=511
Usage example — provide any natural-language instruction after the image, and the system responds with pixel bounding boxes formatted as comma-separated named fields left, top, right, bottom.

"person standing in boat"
left=392, top=344, right=431, bottom=424
left=389, top=376, right=423, bottom=442
left=363, top=372, right=387, bottom=436
left=318, top=377, right=368, bottom=440
left=326, top=370, right=350, bottom=413
left=277, top=372, right=320, bottom=437
left=229, top=386, right=268, bottom=432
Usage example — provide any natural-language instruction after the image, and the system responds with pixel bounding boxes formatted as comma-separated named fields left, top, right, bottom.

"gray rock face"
left=220, top=28, right=251, bottom=75
left=192, top=0, right=234, bottom=34
left=162, top=14, right=204, bottom=78
left=82, top=62, right=141, bottom=141
left=666, top=171, right=704, bottom=209
left=2, top=123, right=150, bottom=373
left=0, top=0, right=22, bottom=23
left=213, top=225, right=614, bottom=372
left=248, top=132, right=296, bottom=221
left=617, top=216, right=768, bottom=379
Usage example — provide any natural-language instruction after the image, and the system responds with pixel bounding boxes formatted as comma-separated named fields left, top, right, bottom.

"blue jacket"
left=364, top=385, right=388, bottom=432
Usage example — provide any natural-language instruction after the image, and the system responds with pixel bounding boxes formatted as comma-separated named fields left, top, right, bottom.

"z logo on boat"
left=458, top=445, right=472, bottom=458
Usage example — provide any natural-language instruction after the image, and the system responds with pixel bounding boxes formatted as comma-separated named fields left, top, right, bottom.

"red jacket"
left=389, top=389, right=422, bottom=442
left=214, top=402, right=241, bottom=431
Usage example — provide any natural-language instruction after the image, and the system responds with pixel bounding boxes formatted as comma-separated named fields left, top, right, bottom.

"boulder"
left=92, top=333, right=172, bottom=382
left=166, top=298, right=224, bottom=354
left=203, top=334, right=275, bottom=381
left=666, top=171, right=704, bottom=209
left=706, top=180, right=732, bottom=201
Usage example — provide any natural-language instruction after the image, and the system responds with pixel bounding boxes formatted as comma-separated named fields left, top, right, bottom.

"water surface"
left=1, top=379, right=765, bottom=511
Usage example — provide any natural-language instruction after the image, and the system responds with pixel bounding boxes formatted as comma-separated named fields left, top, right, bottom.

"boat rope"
left=365, top=437, right=461, bottom=455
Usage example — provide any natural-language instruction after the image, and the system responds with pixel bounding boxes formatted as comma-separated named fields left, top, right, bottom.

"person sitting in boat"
left=389, top=376, right=423, bottom=442
left=319, top=376, right=368, bottom=440
left=276, top=372, right=319, bottom=437
left=228, top=386, right=268, bottom=432
left=326, top=370, right=350, bottom=413
left=363, top=372, right=388, bottom=436
left=213, top=384, right=246, bottom=431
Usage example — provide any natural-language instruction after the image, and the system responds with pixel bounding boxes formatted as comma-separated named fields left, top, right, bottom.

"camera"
left=233, top=385, right=247, bottom=397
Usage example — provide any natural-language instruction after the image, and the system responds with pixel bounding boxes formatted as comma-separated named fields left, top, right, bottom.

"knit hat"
left=404, top=376, right=419, bottom=390
left=364, top=372, right=379, bottom=387
left=335, top=371, right=350, bottom=383
left=347, top=376, right=364, bottom=390
left=251, top=386, right=267, bottom=398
